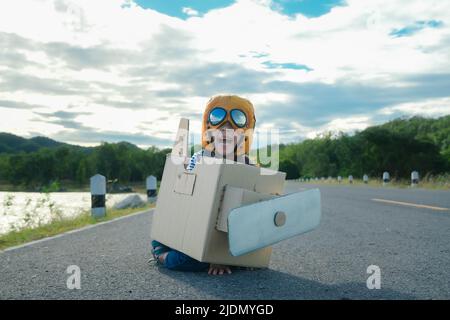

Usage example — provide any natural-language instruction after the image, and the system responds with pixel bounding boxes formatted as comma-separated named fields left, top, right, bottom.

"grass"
left=0, top=202, right=155, bottom=251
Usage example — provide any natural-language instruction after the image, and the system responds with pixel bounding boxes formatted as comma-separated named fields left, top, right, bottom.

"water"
left=0, top=192, right=146, bottom=235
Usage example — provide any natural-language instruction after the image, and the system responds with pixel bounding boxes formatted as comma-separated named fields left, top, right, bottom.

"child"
left=151, top=95, right=256, bottom=275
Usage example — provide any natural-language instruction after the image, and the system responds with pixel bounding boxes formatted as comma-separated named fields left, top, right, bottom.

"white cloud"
left=182, top=7, right=199, bottom=17
left=378, top=97, right=450, bottom=117
left=305, top=116, right=372, bottom=139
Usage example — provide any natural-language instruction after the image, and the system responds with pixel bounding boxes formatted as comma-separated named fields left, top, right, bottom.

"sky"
left=0, top=0, right=449, bottom=149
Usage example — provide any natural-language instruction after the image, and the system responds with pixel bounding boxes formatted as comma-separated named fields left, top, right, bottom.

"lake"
left=0, top=192, right=147, bottom=235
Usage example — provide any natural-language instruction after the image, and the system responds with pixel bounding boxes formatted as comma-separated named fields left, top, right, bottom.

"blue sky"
left=133, top=0, right=235, bottom=18
left=133, top=0, right=346, bottom=19
left=262, top=61, right=313, bottom=71
left=390, top=20, right=444, bottom=38
left=0, top=0, right=449, bottom=148
left=270, top=0, right=345, bottom=17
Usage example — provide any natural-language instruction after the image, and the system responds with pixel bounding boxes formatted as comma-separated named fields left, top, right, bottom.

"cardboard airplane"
left=150, top=119, right=321, bottom=268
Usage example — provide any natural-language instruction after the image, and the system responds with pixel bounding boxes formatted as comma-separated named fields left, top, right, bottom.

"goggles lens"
left=231, top=109, right=247, bottom=128
left=209, top=107, right=227, bottom=126
left=208, top=107, right=248, bottom=128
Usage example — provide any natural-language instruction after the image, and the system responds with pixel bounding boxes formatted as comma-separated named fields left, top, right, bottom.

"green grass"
left=0, top=203, right=155, bottom=251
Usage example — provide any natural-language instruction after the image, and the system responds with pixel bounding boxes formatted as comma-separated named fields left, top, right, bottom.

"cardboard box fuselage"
left=150, top=154, right=286, bottom=268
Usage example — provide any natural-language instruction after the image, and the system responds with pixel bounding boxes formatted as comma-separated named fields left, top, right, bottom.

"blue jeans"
left=151, top=240, right=209, bottom=272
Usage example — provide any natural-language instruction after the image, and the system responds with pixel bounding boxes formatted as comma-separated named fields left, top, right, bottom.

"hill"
left=0, top=132, right=93, bottom=154
left=277, top=115, right=450, bottom=179
left=378, top=115, right=450, bottom=157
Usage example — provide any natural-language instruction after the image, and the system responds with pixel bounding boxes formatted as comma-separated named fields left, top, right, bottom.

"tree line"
left=0, top=142, right=170, bottom=189
left=0, top=116, right=448, bottom=188
left=277, top=116, right=450, bottom=179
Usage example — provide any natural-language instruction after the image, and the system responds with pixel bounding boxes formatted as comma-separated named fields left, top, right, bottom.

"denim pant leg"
left=151, top=240, right=170, bottom=253
left=164, top=250, right=210, bottom=272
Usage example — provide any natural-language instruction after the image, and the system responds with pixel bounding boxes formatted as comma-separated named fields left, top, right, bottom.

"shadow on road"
left=156, top=267, right=417, bottom=300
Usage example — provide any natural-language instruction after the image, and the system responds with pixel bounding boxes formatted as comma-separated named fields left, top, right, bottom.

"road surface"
left=1, top=182, right=449, bottom=299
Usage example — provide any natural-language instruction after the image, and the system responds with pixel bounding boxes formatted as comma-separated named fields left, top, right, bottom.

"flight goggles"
left=208, top=107, right=248, bottom=128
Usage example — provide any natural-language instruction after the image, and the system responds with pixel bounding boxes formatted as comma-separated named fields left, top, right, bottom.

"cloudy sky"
left=0, top=0, right=449, bottom=149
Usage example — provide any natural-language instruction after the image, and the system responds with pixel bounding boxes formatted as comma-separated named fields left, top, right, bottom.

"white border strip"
left=1, top=209, right=154, bottom=253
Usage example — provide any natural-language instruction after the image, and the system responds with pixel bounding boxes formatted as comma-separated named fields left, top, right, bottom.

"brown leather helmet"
left=202, top=95, right=256, bottom=156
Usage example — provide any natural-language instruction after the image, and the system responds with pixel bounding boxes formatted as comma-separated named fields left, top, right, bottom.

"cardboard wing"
left=227, top=189, right=321, bottom=256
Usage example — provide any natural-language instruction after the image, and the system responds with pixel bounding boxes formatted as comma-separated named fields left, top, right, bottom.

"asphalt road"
left=1, top=182, right=449, bottom=299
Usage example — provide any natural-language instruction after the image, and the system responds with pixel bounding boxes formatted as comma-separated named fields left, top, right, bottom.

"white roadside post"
left=338, top=176, right=342, bottom=184
left=90, top=174, right=106, bottom=218
left=348, top=175, right=353, bottom=184
left=146, top=175, right=157, bottom=203
left=383, top=171, right=390, bottom=185
left=363, top=174, right=369, bottom=184
left=411, top=171, right=419, bottom=186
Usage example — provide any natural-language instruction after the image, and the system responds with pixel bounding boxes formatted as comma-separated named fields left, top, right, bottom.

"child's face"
left=212, top=122, right=246, bottom=157
left=202, top=96, right=256, bottom=157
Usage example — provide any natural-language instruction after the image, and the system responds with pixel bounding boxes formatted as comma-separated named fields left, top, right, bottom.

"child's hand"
left=208, top=264, right=232, bottom=275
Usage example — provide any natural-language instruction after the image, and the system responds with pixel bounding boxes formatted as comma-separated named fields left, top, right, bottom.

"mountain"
left=0, top=132, right=91, bottom=154
left=29, top=136, right=65, bottom=149
left=115, top=141, right=142, bottom=151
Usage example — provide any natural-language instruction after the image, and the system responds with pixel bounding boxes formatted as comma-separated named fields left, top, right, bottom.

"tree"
left=279, top=159, right=299, bottom=179
left=76, top=159, right=88, bottom=185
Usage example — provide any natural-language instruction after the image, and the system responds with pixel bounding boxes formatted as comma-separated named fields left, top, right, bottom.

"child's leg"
left=151, top=240, right=209, bottom=272
left=163, top=250, right=209, bottom=272
left=151, top=240, right=170, bottom=256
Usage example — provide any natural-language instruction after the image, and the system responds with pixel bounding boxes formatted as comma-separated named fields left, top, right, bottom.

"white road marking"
left=371, top=198, right=449, bottom=211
